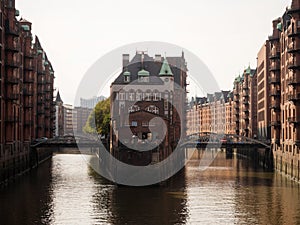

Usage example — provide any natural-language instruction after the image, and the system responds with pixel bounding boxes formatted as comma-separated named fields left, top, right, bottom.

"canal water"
left=0, top=150, right=300, bottom=225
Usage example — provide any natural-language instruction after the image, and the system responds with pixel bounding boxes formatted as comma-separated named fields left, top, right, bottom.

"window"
left=119, top=91, right=125, bottom=101
left=142, top=121, right=148, bottom=127
left=153, top=91, right=160, bottom=101
left=144, top=91, right=151, bottom=101
left=124, top=76, right=130, bottom=82
left=138, top=76, right=149, bottom=82
left=128, top=105, right=140, bottom=113
left=164, top=98, right=168, bottom=110
left=131, top=121, right=137, bottom=127
left=136, top=90, right=142, bottom=101
left=146, top=105, right=159, bottom=114
left=128, top=91, right=135, bottom=101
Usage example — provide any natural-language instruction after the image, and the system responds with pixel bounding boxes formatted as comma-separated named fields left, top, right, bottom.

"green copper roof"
left=159, top=58, right=173, bottom=76
left=138, top=69, right=150, bottom=76
left=277, top=23, right=282, bottom=31
left=15, top=10, right=20, bottom=17
left=236, top=75, right=241, bottom=83
left=123, top=70, right=131, bottom=76
left=21, top=25, right=30, bottom=31
left=245, top=66, right=251, bottom=74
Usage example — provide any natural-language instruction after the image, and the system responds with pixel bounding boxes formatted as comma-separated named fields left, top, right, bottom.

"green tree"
left=83, top=98, right=110, bottom=136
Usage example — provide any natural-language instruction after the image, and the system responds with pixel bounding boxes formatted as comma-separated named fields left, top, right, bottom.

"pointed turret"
left=55, top=91, right=63, bottom=104
left=159, top=58, right=173, bottom=76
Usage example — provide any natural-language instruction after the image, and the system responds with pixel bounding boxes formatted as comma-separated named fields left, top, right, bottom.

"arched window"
left=128, top=90, right=135, bottom=101
left=146, top=105, right=159, bottom=114
left=128, top=105, right=140, bottom=113
left=136, top=90, right=142, bottom=101
left=119, top=90, right=125, bottom=101
left=144, top=90, right=152, bottom=101
left=153, top=90, right=161, bottom=101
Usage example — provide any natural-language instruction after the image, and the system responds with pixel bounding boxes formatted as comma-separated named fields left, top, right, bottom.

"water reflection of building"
left=110, top=51, right=187, bottom=166
left=103, top=169, right=188, bottom=225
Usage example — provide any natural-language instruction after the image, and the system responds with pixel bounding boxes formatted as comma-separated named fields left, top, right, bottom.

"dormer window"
left=123, top=70, right=131, bottom=83
left=124, top=75, right=130, bottom=82
left=138, top=69, right=150, bottom=82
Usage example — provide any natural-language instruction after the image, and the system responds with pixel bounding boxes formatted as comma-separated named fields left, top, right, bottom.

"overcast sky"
left=16, top=0, right=292, bottom=105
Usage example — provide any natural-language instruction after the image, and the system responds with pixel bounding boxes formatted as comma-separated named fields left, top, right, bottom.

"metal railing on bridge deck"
left=30, top=134, right=105, bottom=148
left=180, top=132, right=271, bottom=149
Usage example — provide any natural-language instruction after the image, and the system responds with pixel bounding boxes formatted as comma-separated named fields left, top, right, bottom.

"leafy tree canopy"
left=83, top=98, right=110, bottom=136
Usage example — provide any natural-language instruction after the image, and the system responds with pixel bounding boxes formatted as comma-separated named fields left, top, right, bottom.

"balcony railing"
left=24, top=120, right=33, bottom=126
left=37, top=110, right=45, bottom=115
left=242, top=91, right=249, bottom=97
left=6, top=60, right=20, bottom=68
left=234, top=96, right=239, bottom=102
left=23, top=89, right=34, bottom=96
left=23, top=77, right=34, bottom=83
left=5, top=22, right=19, bottom=36
left=287, top=93, right=300, bottom=103
left=269, top=64, right=280, bottom=72
left=24, top=65, right=34, bottom=71
left=287, top=60, right=300, bottom=70
left=6, top=76, right=19, bottom=84
left=287, top=117, right=299, bottom=125
left=24, top=104, right=34, bottom=108
left=270, top=90, right=281, bottom=97
left=37, top=70, right=46, bottom=75
left=287, top=6, right=300, bottom=14
left=287, top=76, right=300, bottom=86
left=24, top=49, right=34, bottom=59
left=269, top=52, right=280, bottom=60
left=271, top=121, right=281, bottom=127
left=269, top=76, right=280, bottom=84
left=270, top=101, right=280, bottom=111
left=288, top=27, right=300, bottom=38
left=6, top=93, right=19, bottom=100
left=5, top=116, right=18, bottom=122
left=38, top=80, right=46, bottom=85
left=287, top=44, right=300, bottom=53
left=6, top=42, right=20, bottom=52
left=242, top=85, right=249, bottom=90
left=268, top=35, right=280, bottom=42
left=243, top=99, right=249, bottom=105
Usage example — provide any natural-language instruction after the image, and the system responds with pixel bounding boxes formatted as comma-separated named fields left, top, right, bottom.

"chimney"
left=154, top=54, right=161, bottom=62
left=122, top=54, right=129, bottom=68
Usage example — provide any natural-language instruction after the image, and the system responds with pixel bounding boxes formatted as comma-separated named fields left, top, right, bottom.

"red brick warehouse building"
left=0, top=0, right=55, bottom=183
left=110, top=51, right=188, bottom=166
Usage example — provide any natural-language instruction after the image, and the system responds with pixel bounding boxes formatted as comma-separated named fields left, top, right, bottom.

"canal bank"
left=0, top=144, right=52, bottom=185
left=273, top=150, right=300, bottom=181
